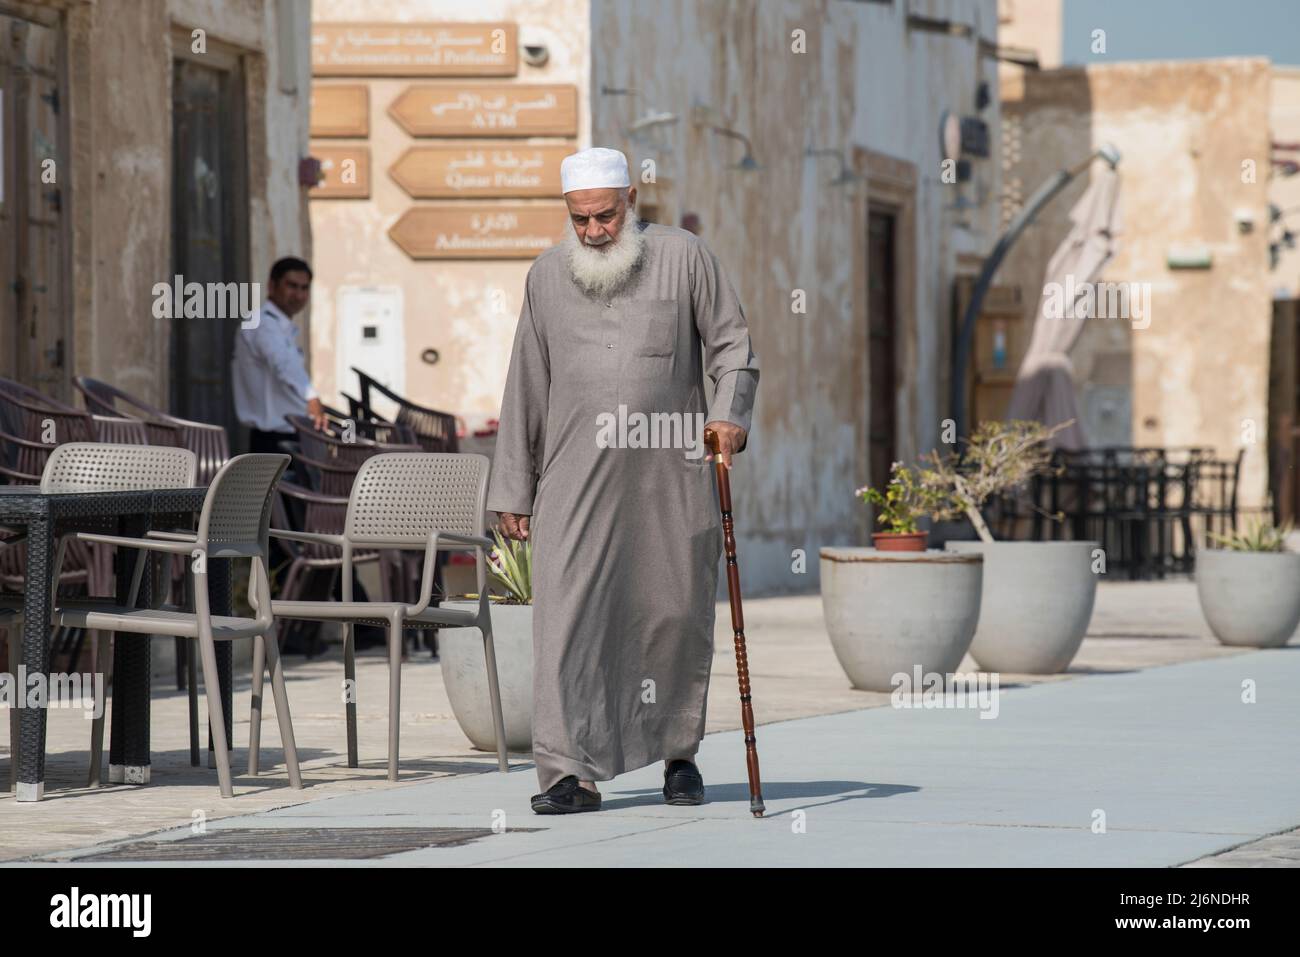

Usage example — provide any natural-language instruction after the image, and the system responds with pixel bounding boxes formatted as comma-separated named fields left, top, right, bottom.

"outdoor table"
left=0, top=485, right=233, bottom=801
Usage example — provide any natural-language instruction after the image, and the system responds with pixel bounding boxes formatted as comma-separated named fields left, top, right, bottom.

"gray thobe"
left=486, top=221, right=760, bottom=790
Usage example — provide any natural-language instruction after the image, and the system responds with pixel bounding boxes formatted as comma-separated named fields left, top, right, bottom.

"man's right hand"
left=307, top=397, right=328, bottom=431
left=499, top=512, right=531, bottom=541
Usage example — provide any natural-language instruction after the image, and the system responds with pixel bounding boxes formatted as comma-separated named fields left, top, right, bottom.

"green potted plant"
left=857, top=462, right=943, bottom=552
left=441, top=529, right=535, bottom=752
left=928, top=420, right=1098, bottom=674
left=1197, top=518, right=1300, bottom=647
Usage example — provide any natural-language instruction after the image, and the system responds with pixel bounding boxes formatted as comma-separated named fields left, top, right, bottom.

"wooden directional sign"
left=310, top=146, right=371, bottom=199
left=310, top=85, right=369, bottom=137
left=388, top=203, right=568, bottom=259
left=389, top=84, right=578, bottom=137
left=312, top=22, right=517, bottom=77
left=390, top=144, right=570, bottom=198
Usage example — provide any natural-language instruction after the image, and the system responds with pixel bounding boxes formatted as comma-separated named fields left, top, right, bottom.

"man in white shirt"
left=232, top=256, right=327, bottom=453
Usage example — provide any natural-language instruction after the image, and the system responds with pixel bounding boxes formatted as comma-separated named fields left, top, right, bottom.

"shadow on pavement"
left=603, top=779, right=919, bottom=813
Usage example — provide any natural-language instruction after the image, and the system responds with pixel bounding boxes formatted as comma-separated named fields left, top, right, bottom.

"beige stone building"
left=0, top=0, right=311, bottom=436
left=994, top=0, right=1293, bottom=518
left=996, top=57, right=1274, bottom=510
left=310, top=0, right=1007, bottom=593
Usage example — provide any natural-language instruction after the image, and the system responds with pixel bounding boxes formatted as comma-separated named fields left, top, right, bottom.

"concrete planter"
left=1196, top=549, right=1300, bottom=648
left=440, top=601, right=534, bottom=752
left=945, top=541, right=1098, bottom=674
left=819, top=548, right=983, bottom=692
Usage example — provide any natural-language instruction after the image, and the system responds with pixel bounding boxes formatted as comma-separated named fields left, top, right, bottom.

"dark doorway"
left=170, top=52, right=248, bottom=432
left=867, top=209, right=899, bottom=496
left=0, top=13, right=69, bottom=398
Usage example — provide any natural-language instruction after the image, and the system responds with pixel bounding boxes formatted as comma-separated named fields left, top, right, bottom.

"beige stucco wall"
left=49, top=0, right=312, bottom=406
left=1000, top=58, right=1274, bottom=509
left=997, top=0, right=1061, bottom=68
left=589, top=0, right=1002, bottom=591
left=308, top=0, right=591, bottom=421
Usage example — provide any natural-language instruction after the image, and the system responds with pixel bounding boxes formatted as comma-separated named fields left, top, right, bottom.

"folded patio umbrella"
left=1006, top=161, right=1122, bottom=450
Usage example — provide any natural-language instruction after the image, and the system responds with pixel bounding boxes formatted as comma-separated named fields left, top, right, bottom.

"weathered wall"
left=56, top=0, right=311, bottom=406
left=1272, top=67, right=1300, bottom=298
left=589, top=0, right=1002, bottom=592
left=309, top=0, right=591, bottom=421
left=1000, top=59, right=1274, bottom=508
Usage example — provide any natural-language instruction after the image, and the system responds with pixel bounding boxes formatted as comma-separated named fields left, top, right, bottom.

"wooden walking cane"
left=704, top=428, right=765, bottom=817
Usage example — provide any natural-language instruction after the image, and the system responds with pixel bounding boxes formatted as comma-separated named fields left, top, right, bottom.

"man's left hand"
left=703, top=421, right=747, bottom=470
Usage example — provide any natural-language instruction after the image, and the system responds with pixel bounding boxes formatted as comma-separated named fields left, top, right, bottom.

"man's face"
left=565, top=186, right=637, bottom=251
left=269, top=269, right=311, bottom=316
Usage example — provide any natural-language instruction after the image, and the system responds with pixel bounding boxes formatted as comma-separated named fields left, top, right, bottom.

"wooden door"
left=0, top=14, right=68, bottom=397
left=170, top=53, right=247, bottom=431
left=867, top=209, right=898, bottom=495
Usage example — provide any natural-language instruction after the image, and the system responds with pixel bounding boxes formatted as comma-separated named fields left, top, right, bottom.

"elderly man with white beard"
left=487, top=147, right=760, bottom=814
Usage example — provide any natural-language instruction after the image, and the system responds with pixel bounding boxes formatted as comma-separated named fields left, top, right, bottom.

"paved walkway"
left=3, top=582, right=1297, bottom=865
left=17, top=642, right=1300, bottom=867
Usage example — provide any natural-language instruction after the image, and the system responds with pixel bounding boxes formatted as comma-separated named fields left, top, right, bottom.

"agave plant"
left=1208, top=518, right=1292, bottom=553
left=486, top=528, right=533, bottom=604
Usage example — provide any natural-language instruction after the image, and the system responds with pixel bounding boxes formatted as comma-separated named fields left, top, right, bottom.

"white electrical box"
left=336, top=285, right=405, bottom=421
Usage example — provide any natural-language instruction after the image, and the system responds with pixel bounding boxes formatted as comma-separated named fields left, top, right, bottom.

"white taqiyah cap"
left=561, top=147, right=631, bottom=193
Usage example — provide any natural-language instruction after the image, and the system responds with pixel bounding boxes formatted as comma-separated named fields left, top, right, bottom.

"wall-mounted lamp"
left=629, top=111, right=678, bottom=134
left=711, top=126, right=759, bottom=171
left=805, top=147, right=860, bottom=186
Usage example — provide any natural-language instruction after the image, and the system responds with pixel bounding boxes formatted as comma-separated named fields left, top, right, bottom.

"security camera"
left=522, top=44, right=549, bottom=67
left=1234, top=207, right=1256, bottom=234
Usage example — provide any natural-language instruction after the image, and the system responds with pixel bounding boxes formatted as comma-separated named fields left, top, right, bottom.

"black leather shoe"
left=531, top=776, right=602, bottom=814
left=663, top=759, right=705, bottom=805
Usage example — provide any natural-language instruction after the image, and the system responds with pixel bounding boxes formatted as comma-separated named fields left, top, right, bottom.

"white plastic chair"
left=266, top=452, right=508, bottom=781
left=52, top=453, right=300, bottom=798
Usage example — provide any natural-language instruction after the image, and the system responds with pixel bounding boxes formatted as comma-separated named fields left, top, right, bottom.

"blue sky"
left=1062, top=0, right=1300, bottom=66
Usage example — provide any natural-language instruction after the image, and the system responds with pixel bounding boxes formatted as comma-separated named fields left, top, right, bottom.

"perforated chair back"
left=197, top=453, right=289, bottom=556
left=344, top=452, right=488, bottom=545
left=92, top=415, right=151, bottom=445
left=41, top=443, right=198, bottom=494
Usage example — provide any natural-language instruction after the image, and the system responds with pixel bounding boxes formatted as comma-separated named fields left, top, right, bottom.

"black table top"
left=0, top=486, right=207, bottom=519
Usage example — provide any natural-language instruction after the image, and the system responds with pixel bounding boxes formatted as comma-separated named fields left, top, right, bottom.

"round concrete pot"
left=945, top=540, right=1098, bottom=674
left=1196, top=549, right=1300, bottom=648
left=819, top=548, right=983, bottom=692
left=440, top=601, right=534, bottom=752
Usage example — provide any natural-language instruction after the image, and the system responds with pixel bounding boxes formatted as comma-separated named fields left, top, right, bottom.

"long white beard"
left=565, top=212, right=646, bottom=299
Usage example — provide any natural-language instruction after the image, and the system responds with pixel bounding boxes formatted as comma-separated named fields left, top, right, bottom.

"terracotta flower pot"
left=871, top=531, right=928, bottom=552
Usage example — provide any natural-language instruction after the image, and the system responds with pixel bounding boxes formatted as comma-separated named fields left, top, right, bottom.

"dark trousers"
left=249, top=428, right=294, bottom=455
